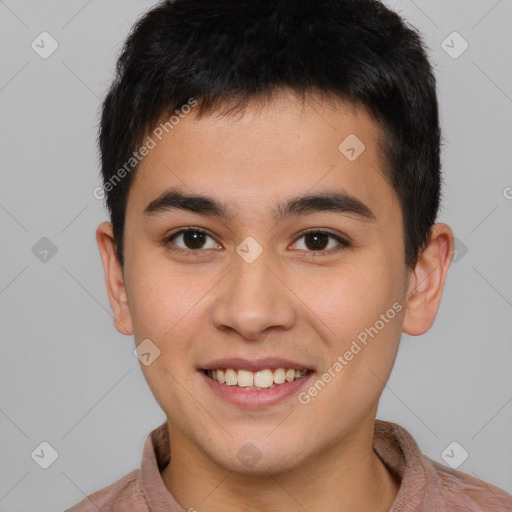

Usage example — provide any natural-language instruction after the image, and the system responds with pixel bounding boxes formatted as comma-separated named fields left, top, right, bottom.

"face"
left=97, top=89, right=450, bottom=476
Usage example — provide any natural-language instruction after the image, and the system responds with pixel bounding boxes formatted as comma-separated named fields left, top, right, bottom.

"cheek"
left=126, top=256, right=215, bottom=402
left=127, top=260, right=203, bottom=412
left=310, top=256, right=405, bottom=387
left=301, top=266, right=403, bottom=423
left=311, top=261, right=401, bottom=335
left=126, top=252, right=204, bottom=342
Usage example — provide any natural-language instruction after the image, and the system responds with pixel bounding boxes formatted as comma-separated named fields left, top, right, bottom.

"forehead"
left=127, top=89, right=399, bottom=224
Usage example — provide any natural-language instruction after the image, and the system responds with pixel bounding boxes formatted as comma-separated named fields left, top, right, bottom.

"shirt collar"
left=139, top=419, right=435, bottom=511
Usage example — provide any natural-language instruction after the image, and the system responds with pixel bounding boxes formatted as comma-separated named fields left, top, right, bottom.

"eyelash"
left=161, top=228, right=351, bottom=257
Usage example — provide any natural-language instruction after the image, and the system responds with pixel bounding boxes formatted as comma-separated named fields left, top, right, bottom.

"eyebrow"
left=143, top=187, right=376, bottom=222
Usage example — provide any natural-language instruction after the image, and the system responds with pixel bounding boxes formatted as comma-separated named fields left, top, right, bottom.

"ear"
left=402, top=223, right=454, bottom=336
left=96, top=221, right=133, bottom=335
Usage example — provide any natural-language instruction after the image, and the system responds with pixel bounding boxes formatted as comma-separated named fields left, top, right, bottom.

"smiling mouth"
left=203, top=368, right=314, bottom=390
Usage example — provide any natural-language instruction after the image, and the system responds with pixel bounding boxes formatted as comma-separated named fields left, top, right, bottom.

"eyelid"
left=290, top=228, right=351, bottom=254
left=163, top=227, right=220, bottom=254
left=162, top=227, right=351, bottom=255
left=293, top=228, right=350, bottom=244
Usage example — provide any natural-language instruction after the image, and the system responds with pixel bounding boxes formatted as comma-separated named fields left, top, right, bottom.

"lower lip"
left=200, top=371, right=314, bottom=409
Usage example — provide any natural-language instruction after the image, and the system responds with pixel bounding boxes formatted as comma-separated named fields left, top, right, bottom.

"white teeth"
left=274, top=368, right=286, bottom=384
left=237, top=369, right=254, bottom=387
left=254, top=369, right=274, bottom=388
left=225, top=368, right=237, bottom=386
left=207, top=367, right=310, bottom=388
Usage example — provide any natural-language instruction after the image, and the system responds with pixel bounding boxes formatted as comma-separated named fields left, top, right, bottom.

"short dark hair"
left=98, top=0, right=442, bottom=269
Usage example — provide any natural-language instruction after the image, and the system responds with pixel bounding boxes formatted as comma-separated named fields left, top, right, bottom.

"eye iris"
left=305, top=232, right=328, bottom=251
left=184, top=230, right=206, bottom=249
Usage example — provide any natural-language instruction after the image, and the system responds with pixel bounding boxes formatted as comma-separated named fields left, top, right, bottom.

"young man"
left=68, top=0, right=512, bottom=510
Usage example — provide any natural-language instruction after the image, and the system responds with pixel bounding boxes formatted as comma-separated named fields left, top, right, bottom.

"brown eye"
left=164, top=228, right=221, bottom=253
left=293, top=230, right=350, bottom=253
left=180, top=230, right=207, bottom=249
left=304, top=232, right=329, bottom=251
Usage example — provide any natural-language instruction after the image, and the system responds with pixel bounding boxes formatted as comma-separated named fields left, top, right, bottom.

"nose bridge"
left=210, top=247, right=296, bottom=339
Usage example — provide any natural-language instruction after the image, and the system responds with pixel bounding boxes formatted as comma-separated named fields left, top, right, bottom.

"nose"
left=210, top=251, right=297, bottom=340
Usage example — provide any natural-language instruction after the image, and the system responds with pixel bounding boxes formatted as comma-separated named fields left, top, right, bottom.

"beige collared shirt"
left=65, top=419, right=512, bottom=511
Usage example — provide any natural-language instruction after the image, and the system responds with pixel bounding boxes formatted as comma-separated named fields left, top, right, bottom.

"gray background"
left=0, top=1, right=511, bottom=510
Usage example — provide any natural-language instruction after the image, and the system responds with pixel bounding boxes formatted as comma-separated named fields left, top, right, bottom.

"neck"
left=161, top=418, right=400, bottom=512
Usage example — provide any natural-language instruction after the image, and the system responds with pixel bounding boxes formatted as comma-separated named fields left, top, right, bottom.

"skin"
left=96, top=88, right=454, bottom=512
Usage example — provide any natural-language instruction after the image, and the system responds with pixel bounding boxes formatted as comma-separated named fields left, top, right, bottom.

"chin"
left=205, top=436, right=308, bottom=476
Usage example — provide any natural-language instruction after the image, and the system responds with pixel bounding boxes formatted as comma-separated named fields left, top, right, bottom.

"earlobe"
left=96, top=221, right=134, bottom=336
left=402, top=223, right=454, bottom=336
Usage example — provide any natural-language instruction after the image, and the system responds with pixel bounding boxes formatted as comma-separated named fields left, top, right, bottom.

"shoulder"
left=63, top=469, right=147, bottom=512
left=425, top=455, right=512, bottom=511
left=373, top=420, right=512, bottom=512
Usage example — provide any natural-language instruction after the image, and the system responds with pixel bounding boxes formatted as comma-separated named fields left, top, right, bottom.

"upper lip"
left=200, top=357, right=314, bottom=372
